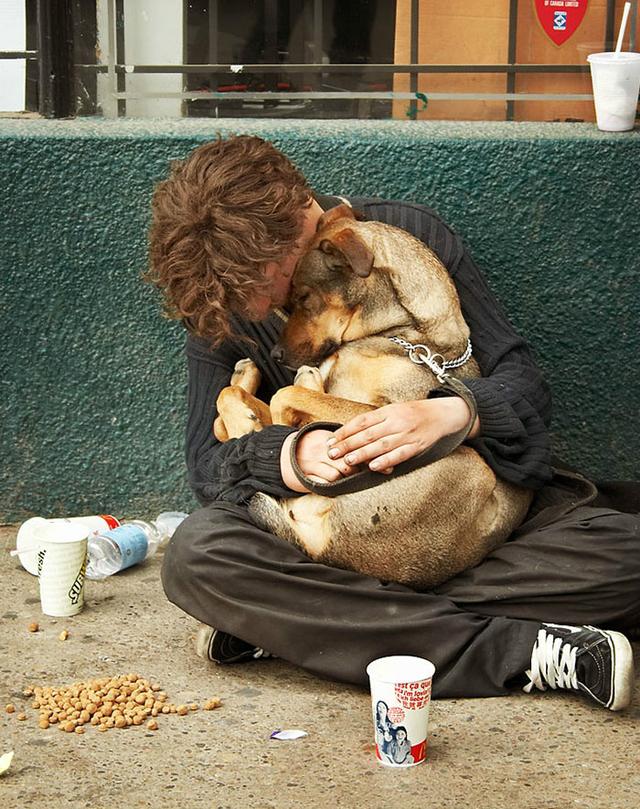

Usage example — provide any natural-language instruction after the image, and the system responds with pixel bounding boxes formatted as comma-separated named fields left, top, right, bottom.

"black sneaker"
left=195, top=624, right=273, bottom=664
left=523, top=623, right=634, bottom=711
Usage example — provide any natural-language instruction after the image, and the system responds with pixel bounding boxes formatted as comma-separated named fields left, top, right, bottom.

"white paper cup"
left=587, top=52, right=640, bottom=131
left=366, top=655, right=435, bottom=767
left=35, top=522, right=89, bottom=617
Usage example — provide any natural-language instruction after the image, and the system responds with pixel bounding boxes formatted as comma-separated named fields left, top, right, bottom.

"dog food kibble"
left=58, top=630, right=69, bottom=641
left=28, top=622, right=39, bottom=633
left=17, top=713, right=27, bottom=721
left=15, top=675, right=222, bottom=734
left=204, top=698, right=222, bottom=711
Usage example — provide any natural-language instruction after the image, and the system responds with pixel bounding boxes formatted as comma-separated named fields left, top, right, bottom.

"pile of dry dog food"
left=5, top=673, right=222, bottom=734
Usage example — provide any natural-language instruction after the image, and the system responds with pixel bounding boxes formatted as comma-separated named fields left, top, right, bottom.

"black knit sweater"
left=185, top=196, right=553, bottom=506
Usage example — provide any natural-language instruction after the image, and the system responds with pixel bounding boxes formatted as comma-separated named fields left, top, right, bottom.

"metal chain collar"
left=389, top=336, right=473, bottom=382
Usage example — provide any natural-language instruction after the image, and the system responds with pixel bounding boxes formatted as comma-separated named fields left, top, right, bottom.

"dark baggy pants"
left=161, top=470, right=640, bottom=698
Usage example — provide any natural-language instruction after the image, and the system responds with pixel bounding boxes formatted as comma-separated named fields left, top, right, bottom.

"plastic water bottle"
left=85, top=512, right=188, bottom=580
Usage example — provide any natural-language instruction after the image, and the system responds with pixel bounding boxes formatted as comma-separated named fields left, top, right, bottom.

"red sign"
left=534, top=0, right=589, bottom=47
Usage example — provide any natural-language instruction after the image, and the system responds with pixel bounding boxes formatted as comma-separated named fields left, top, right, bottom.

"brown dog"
left=215, top=206, right=532, bottom=588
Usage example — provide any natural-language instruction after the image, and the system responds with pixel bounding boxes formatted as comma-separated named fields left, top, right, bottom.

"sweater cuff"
left=247, top=425, right=298, bottom=490
left=459, top=378, right=527, bottom=439
left=428, top=379, right=526, bottom=439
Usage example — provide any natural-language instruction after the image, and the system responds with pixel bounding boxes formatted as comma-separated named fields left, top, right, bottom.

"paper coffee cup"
left=36, top=522, right=89, bottom=617
left=587, top=52, right=640, bottom=132
left=366, top=655, right=435, bottom=767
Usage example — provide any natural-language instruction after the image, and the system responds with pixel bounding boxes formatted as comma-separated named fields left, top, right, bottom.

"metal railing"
left=1, top=0, right=638, bottom=119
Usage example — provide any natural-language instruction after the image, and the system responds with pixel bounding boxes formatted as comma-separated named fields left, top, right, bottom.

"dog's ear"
left=319, top=227, right=374, bottom=278
left=316, top=204, right=356, bottom=232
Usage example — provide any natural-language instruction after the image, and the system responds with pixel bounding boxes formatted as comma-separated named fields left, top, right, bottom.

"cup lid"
left=16, top=519, right=90, bottom=576
left=34, top=520, right=90, bottom=545
left=587, top=51, right=640, bottom=63
left=366, top=655, right=435, bottom=683
left=15, top=517, right=48, bottom=575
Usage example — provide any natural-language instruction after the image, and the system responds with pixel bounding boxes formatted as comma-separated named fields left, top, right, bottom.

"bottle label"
left=101, top=525, right=148, bottom=571
left=99, top=515, right=120, bottom=530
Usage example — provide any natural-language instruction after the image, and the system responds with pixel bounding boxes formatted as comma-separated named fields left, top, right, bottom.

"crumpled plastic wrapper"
left=270, top=729, right=307, bottom=741
left=0, top=751, right=14, bottom=775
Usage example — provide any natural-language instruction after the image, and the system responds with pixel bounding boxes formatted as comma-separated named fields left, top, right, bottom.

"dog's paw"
left=231, top=358, right=261, bottom=393
left=293, top=365, right=324, bottom=392
left=216, top=385, right=272, bottom=438
left=213, top=415, right=229, bottom=441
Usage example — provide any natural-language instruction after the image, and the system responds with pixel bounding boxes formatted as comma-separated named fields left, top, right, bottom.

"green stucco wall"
left=0, top=119, right=638, bottom=522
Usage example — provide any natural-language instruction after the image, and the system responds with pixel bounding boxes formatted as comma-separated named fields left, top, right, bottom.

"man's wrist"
left=430, top=395, right=480, bottom=438
left=280, top=432, right=307, bottom=492
left=455, top=395, right=481, bottom=438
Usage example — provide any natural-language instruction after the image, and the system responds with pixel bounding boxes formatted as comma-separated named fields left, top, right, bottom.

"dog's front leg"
left=270, top=386, right=376, bottom=428
left=292, top=365, right=325, bottom=392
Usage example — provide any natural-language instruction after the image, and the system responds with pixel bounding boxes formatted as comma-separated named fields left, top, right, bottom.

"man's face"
left=246, top=199, right=324, bottom=321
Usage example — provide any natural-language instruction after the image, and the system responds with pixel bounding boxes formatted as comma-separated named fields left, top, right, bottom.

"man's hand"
left=280, top=429, right=361, bottom=493
left=326, top=398, right=480, bottom=474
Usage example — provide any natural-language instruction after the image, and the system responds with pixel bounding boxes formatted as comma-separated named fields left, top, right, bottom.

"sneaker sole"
left=194, top=624, right=215, bottom=660
left=588, top=627, right=635, bottom=711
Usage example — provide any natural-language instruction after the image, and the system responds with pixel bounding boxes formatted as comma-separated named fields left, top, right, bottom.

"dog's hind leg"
left=215, top=385, right=273, bottom=440
left=214, top=359, right=270, bottom=441
left=249, top=492, right=334, bottom=558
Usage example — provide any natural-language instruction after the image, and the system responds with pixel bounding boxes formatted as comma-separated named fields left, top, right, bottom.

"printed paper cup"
left=366, top=655, right=435, bottom=767
left=36, top=522, right=89, bottom=617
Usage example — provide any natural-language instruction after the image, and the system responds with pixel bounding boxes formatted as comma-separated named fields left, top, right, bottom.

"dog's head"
left=274, top=206, right=380, bottom=367
left=274, top=204, right=468, bottom=368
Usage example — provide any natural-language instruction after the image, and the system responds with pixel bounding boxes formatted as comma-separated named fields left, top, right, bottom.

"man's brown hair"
left=147, top=135, right=312, bottom=345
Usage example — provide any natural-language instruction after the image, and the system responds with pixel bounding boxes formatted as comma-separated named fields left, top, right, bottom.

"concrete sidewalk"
left=1, top=524, right=638, bottom=809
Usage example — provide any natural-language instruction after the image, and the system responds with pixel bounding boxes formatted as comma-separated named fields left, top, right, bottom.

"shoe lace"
left=523, top=628, right=578, bottom=693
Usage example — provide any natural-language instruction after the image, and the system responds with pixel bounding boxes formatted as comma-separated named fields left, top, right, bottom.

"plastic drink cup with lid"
left=587, top=52, right=640, bottom=131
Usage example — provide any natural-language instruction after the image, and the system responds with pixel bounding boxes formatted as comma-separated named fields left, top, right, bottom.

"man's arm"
left=450, top=245, right=553, bottom=489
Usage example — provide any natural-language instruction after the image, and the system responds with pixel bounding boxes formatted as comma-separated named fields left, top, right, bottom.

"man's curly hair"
left=147, top=135, right=313, bottom=345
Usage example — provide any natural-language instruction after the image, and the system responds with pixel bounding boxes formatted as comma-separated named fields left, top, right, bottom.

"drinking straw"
left=615, top=2, right=632, bottom=55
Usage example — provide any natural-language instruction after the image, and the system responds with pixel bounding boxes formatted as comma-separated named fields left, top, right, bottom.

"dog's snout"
left=270, top=344, right=285, bottom=363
